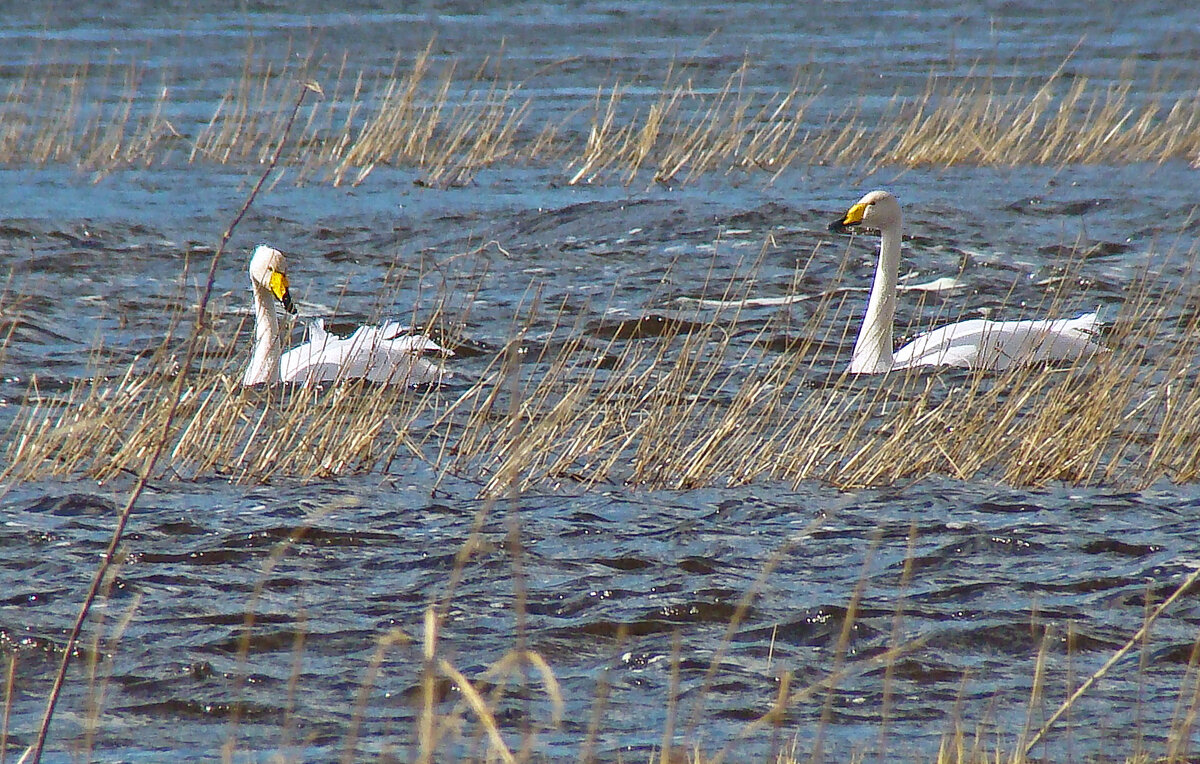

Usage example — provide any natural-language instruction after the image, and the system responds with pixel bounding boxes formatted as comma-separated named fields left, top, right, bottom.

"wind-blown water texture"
left=3, top=159, right=1200, bottom=758
left=3, top=476, right=1199, bottom=761
left=3, top=2, right=1200, bottom=762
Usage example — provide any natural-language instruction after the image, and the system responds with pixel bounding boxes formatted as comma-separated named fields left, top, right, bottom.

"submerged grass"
left=3, top=42, right=1200, bottom=184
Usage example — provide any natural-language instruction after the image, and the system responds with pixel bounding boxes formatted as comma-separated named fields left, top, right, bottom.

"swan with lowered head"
left=242, top=244, right=450, bottom=387
left=829, top=190, right=1103, bottom=374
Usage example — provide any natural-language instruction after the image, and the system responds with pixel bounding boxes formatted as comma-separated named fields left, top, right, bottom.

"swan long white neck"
left=849, top=217, right=902, bottom=374
left=244, top=281, right=282, bottom=385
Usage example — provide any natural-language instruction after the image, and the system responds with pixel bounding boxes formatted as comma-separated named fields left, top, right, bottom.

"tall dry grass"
left=3, top=43, right=1200, bottom=184
left=0, top=55, right=178, bottom=170
left=10, top=42, right=1200, bottom=762
left=429, top=238, right=1200, bottom=495
left=565, top=61, right=816, bottom=186
left=1, top=300, right=461, bottom=485
left=6, top=232, right=1200, bottom=495
left=6, top=248, right=1200, bottom=764
left=10, top=82, right=329, bottom=764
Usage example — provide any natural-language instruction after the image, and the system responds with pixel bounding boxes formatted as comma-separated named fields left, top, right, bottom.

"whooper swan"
left=829, top=190, right=1103, bottom=374
left=243, top=244, right=449, bottom=386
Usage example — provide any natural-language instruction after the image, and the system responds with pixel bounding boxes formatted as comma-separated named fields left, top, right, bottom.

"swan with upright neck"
left=242, top=244, right=449, bottom=386
left=829, top=190, right=1103, bottom=374
left=244, top=244, right=296, bottom=386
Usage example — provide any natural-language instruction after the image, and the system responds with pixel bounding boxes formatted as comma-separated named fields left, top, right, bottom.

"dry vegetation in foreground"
left=8, top=495, right=1199, bottom=764
left=10, top=75, right=1199, bottom=764
left=5, top=238, right=1200, bottom=494
left=2, top=43, right=1200, bottom=184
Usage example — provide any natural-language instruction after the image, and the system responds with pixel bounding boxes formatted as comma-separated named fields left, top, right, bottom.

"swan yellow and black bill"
left=828, top=201, right=868, bottom=232
left=269, top=270, right=297, bottom=314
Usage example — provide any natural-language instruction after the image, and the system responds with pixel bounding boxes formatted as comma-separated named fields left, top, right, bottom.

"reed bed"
left=440, top=274, right=1200, bottom=494
left=6, top=235, right=1200, bottom=495
left=1, top=310, right=457, bottom=485
left=3, top=43, right=1200, bottom=184
left=0, top=55, right=178, bottom=169
left=5, top=240, right=1199, bottom=764
left=14, top=52, right=1200, bottom=764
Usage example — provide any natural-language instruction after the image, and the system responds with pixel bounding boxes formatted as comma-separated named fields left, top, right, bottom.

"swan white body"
left=279, top=318, right=447, bottom=386
left=242, top=244, right=449, bottom=386
left=829, top=190, right=1103, bottom=374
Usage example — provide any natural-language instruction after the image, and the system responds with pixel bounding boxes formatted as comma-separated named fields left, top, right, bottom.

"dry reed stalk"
left=623, top=88, right=674, bottom=184
left=660, top=630, right=683, bottom=764
left=808, top=534, right=881, bottom=763
left=276, top=609, right=310, bottom=760
left=1165, top=632, right=1200, bottom=761
left=686, top=532, right=810, bottom=760
left=568, top=80, right=634, bottom=185
left=80, top=580, right=142, bottom=760
left=1021, top=565, right=1200, bottom=758
left=736, top=82, right=814, bottom=179
left=22, top=82, right=320, bottom=764
left=414, top=81, right=526, bottom=187
left=327, top=44, right=528, bottom=187
left=624, top=323, right=735, bottom=485
left=7, top=41, right=1200, bottom=179
left=865, top=62, right=1200, bottom=170
left=457, top=249, right=749, bottom=492
left=191, top=47, right=321, bottom=166
left=1, top=305, right=456, bottom=484
left=875, top=522, right=919, bottom=760
left=719, top=276, right=863, bottom=484
left=442, top=330, right=567, bottom=487
left=219, top=498, right=345, bottom=763
left=78, top=63, right=175, bottom=171
left=684, top=65, right=814, bottom=183
left=810, top=102, right=871, bottom=168
left=1138, top=271, right=1200, bottom=482
left=1097, top=245, right=1200, bottom=483
left=565, top=62, right=816, bottom=186
left=1015, top=623, right=1056, bottom=760
left=337, top=627, right=409, bottom=764
left=404, top=592, right=563, bottom=762
left=659, top=291, right=795, bottom=486
left=1, top=652, right=12, bottom=764
left=290, top=53, right=364, bottom=183
left=8, top=226, right=1200, bottom=496
left=714, top=640, right=932, bottom=764
left=652, top=68, right=746, bottom=184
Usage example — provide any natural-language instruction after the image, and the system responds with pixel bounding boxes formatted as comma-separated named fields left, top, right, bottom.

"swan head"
left=249, top=244, right=296, bottom=315
left=828, top=189, right=902, bottom=233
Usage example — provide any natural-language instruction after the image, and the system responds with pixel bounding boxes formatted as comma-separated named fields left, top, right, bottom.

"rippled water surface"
left=3, top=3, right=1200, bottom=762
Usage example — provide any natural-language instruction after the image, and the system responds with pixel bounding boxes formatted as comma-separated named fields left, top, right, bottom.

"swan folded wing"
left=307, top=317, right=330, bottom=343
left=278, top=319, right=449, bottom=385
left=363, top=347, right=447, bottom=385
left=278, top=320, right=339, bottom=384
left=345, top=322, right=446, bottom=354
left=358, top=328, right=449, bottom=384
left=892, top=312, right=1102, bottom=371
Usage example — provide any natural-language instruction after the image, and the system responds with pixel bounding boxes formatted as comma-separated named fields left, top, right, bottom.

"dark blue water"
left=3, top=3, right=1200, bottom=762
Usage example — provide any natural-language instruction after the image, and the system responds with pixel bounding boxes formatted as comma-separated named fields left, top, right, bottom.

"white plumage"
left=242, top=244, right=449, bottom=386
left=279, top=317, right=447, bottom=386
left=829, top=190, right=1104, bottom=374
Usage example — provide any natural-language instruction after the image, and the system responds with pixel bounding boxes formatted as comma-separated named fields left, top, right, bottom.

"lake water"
left=2, top=3, right=1200, bottom=762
